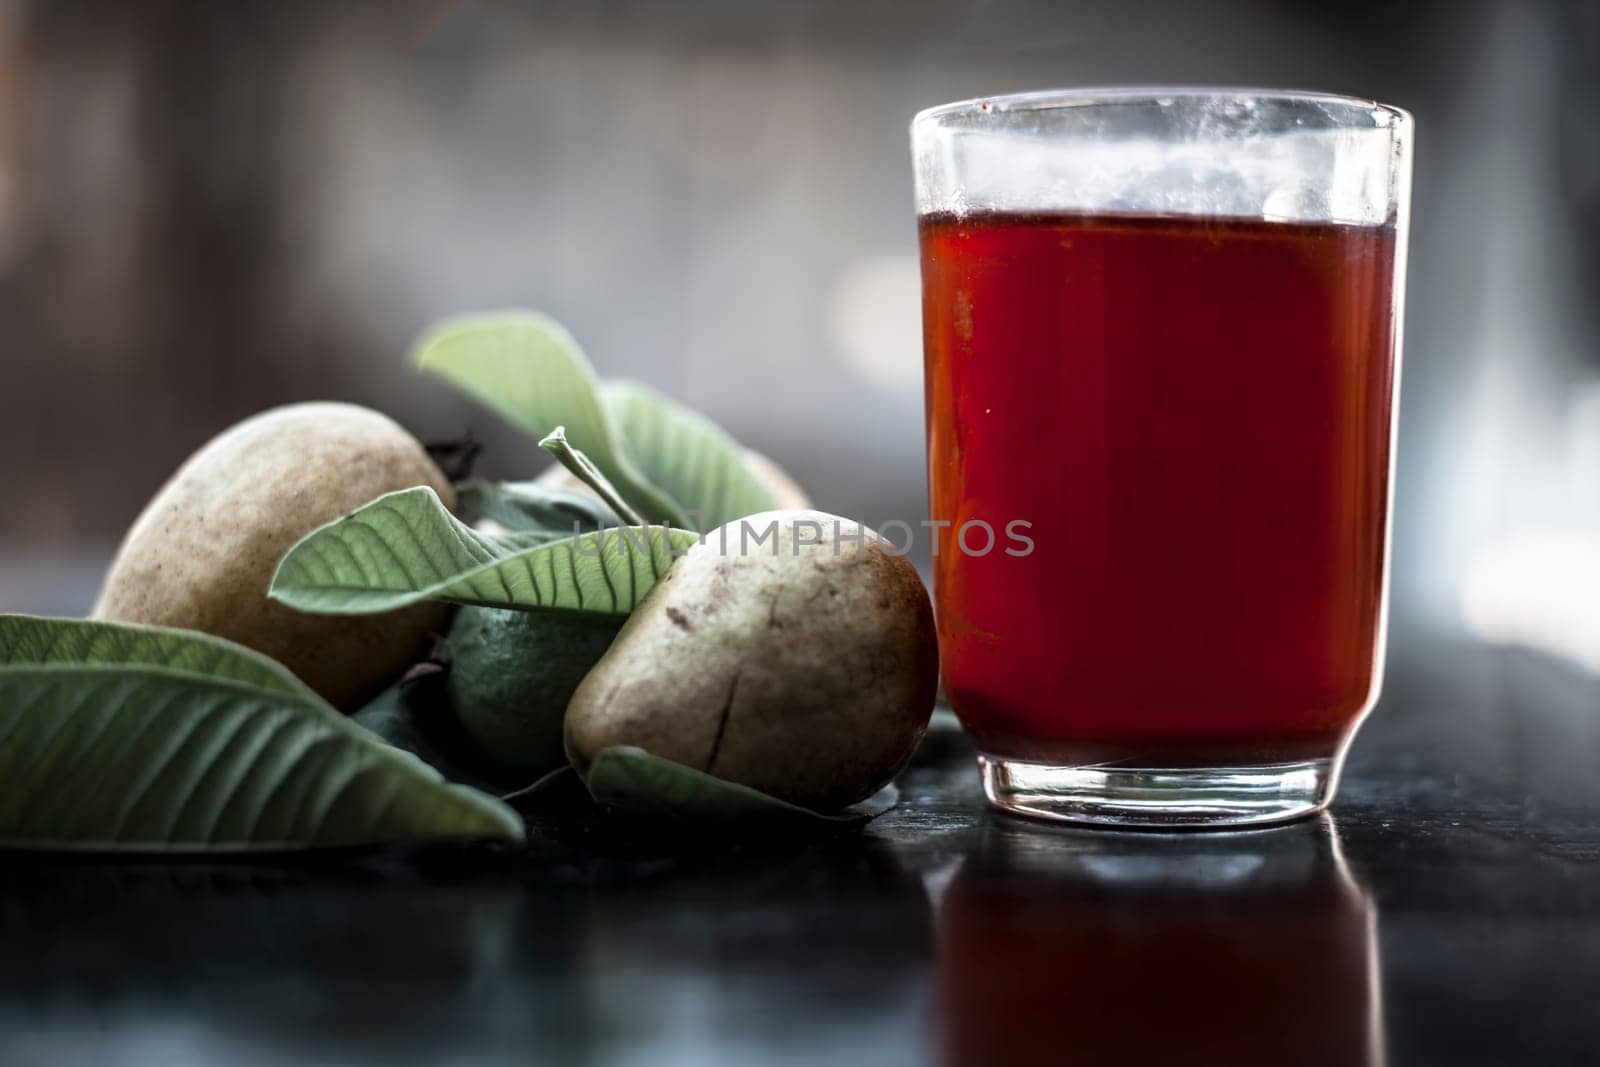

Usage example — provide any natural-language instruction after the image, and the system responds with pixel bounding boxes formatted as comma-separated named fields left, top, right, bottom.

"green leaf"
left=602, top=380, right=779, bottom=530
left=538, top=426, right=646, bottom=526
left=413, top=311, right=688, bottom=527
left=0, top=616, right=524, bottom=852
left=0, top=614, right=318, bottom=705
left=456, top=479, right=617, bottom=535
left=270, top=486, right=699, bottom=616
left=583, top=747, right=899, bottom=825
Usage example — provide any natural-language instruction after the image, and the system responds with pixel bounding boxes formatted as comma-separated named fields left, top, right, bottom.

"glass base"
left=977, top=754, right=1335, bottom=830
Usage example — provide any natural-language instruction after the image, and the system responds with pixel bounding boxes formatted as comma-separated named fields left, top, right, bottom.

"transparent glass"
left=912, top=89, right=1412, bottom=828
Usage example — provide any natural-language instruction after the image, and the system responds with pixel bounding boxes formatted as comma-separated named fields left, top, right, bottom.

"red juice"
left=920, top=211, right=1398, bottom=766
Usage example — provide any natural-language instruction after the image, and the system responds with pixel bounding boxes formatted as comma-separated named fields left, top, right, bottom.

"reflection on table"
left=938, top=814, right=1383, bottom=1067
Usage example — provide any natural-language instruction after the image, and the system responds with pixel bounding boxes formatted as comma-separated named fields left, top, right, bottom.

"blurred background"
left=0, top=0, right=1595, bottom=666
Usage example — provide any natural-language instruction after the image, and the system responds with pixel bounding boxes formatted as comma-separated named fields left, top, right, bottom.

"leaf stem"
left=539, top=427, right=649, bottom=527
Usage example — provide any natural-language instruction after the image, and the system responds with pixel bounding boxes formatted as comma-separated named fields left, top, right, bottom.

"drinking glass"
left=912, top=89, right=1412, bottom=827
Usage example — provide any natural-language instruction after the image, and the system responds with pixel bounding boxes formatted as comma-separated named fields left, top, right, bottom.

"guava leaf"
left=539, top=426, right=646, bottom=526
left=0, top=615, right=524, bottom=852
left=413, top=311, right=689, bottom=527
left=602, top=380, right=779, bottom=530
left=0, top=614, right=318, bottom=705
left=270, top=486, right=700, bottom=616
left=583, top=747, right=899, bottom=825
left=456, top=479, right=617, bottom=535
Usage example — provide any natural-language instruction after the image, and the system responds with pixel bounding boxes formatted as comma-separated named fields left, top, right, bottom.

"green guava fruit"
left=445, top=606, right=624, bottom=776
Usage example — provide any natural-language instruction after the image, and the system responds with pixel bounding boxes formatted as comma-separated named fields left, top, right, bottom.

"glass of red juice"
left=912, top=89, right=1413, bottom=827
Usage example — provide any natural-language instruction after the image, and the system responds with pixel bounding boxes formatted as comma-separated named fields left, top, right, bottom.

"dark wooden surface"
left=1, top=637, right=1596, bottom=1066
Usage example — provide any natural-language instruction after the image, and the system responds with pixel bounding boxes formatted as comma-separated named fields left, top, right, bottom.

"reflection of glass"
left=938, top=816, right=1384, bottom=1067
left=912, top=90, right=1412, bottom=827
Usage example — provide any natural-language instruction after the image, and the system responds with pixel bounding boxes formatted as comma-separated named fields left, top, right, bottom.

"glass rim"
left=911, top=86, right=1413, bottom=132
